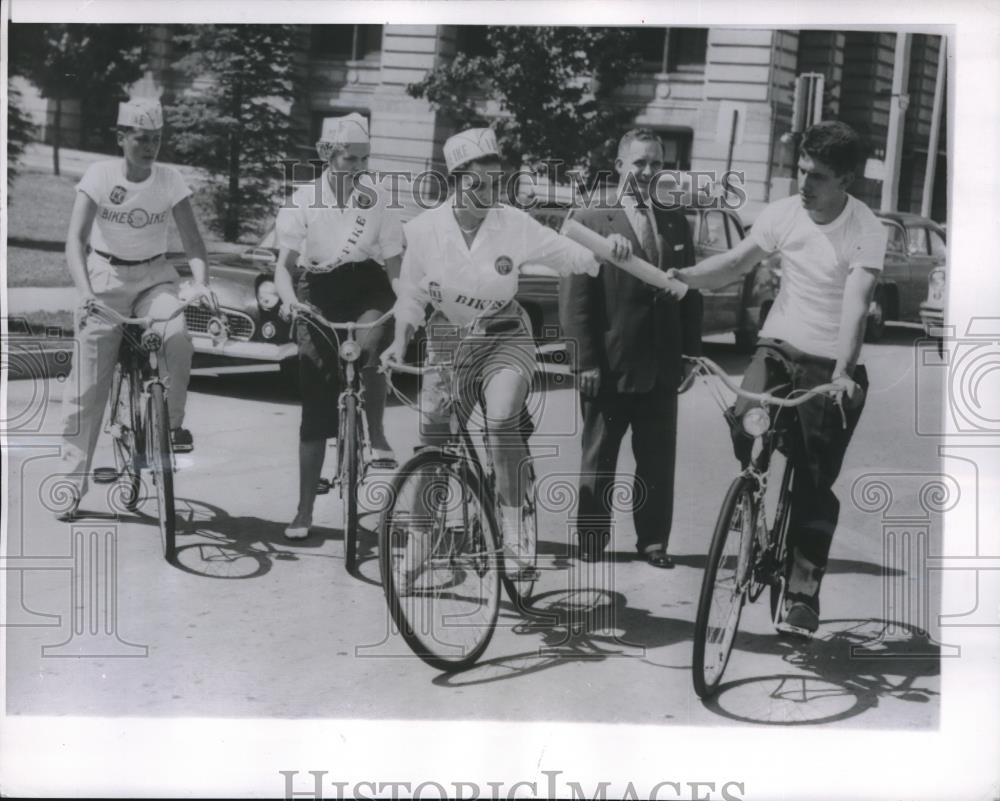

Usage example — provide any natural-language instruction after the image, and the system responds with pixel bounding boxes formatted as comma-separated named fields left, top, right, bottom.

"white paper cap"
left=117, top=98, right=163, bottom=130
left=319, top=113, right=370, bottom=146
left=444, top=127, right=500, bottom=173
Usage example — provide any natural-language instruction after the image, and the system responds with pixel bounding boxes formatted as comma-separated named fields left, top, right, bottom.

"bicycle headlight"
left=741, top=407, right=770, bottom=438
left=140, top=330, right=163, bottom=353
left=339, top=340, right=362, bottom=362
left=256, top=280, right=280, bottom=311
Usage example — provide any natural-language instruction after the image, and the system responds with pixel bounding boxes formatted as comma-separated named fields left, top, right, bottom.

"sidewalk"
left=20, top=143, right=207, bottom=185
left=6, top=287, right=77, bottom=313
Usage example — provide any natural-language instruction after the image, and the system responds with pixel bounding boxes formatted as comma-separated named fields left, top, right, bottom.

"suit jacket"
left=559, top=202, right=703, bottom=394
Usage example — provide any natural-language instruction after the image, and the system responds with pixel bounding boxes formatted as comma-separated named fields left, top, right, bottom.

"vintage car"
left=171, top=229, right=299, bottom=384
left=517, top=203, right=781, bottom=352
left=870, top=211, right=947, bottom=341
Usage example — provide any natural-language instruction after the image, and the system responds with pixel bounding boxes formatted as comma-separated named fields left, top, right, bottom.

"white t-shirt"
left=750, top=194, right=887, bottom=359
left=394, top=201, right=599, bottom=329
left=77, top=160, right=191, bottom=261
left=275, top=171, right=403, bottom=272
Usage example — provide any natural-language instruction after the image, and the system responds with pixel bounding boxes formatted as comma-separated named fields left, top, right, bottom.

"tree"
left=408, top=27, right=642, bottom=185
left=8, top=23, right=146, bottom=175
left=7, top=83, right=37, bottom=189
left=166, top=25, right=302, bottom=242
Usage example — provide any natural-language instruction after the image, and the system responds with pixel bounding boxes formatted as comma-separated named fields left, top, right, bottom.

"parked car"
left=517, top=203, right=781, bottom=352
left=171, top=229, right=299, bottom=385
left=869, top=212, right=947, bottom=341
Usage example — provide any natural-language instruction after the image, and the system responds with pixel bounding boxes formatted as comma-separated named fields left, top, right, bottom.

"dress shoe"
left=643, top=548, right=675, bottom=569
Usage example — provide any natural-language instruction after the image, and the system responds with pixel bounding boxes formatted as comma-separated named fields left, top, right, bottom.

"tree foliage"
left=8, top=24, right=146, bottom=169
left=408, top=27, right=642, bottom=183
left=7, top=83, right=37, bottom=189
left=166, top=25, right=302, bottom=242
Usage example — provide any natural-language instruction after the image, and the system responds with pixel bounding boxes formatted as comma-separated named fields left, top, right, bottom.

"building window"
left=456, top=25, right=493, bottom=58
left=310, top=25, right=382, bottom=61
left=632, top=27, right=708, bottom=73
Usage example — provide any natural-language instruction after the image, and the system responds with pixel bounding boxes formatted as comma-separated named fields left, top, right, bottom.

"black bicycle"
left=89, top=296, right=226, bottom=563
left=291, top=304, right=394, bottom=574
left=687, top=355, right=845, bottom=699
left=378, top=360, right=540, bottom=672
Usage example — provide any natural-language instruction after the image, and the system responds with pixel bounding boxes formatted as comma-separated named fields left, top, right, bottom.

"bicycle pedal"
left=507, top=566, right=540, bottom=582
left=774, top=621, right=814, bottom=639
left=92, top=466, right=119, bottom=484
left=316, top=478, right=332, bottom=495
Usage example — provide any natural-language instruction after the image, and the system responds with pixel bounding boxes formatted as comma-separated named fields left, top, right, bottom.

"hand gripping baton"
left=561, top=218, right=689, bottom=298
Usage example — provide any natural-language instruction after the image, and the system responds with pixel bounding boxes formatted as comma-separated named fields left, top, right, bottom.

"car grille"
left=185, top=306, right=255, bottom=341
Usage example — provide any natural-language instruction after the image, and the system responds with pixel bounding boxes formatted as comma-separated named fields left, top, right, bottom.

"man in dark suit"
left=560, top=128, right=702, bottom=567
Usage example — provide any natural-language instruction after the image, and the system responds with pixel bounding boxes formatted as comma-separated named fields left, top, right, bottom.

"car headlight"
left=256, top=280, right=280, bottom=311
left=339, top=340, right=362, bottom=362
left=741, top=407, right=771, bottom=438
left=261, top=321, right=277, bottom=340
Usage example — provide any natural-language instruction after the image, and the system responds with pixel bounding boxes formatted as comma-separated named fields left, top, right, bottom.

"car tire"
left=279, top=355, right=300, bottom=396
left=865, top=289, right=886, bottom=343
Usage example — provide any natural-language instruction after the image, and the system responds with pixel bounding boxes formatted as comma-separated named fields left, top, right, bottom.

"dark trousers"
left=732, top=339, right=869, bottom=575
left=576, top=381, right=678, bottom=554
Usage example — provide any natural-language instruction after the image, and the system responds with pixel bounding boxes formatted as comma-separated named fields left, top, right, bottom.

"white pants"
left=60, top=253, right=194, bottom=497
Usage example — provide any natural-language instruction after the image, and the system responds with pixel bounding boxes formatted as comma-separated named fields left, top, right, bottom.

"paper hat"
left=318, top=113, right=370, bottom=146
left=117, top=98, right=163, bottom=130
left=444, top=127, right=500, bottom=173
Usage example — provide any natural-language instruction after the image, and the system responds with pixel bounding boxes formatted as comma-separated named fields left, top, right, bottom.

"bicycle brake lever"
left=835, top=394, right=847, bottom=430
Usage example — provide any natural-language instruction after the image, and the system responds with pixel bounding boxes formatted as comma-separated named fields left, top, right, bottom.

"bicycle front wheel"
left=109, top=359, right=143, bottom=511
left=693, top=475, right=755, bottom=699
left=340, top=392, right=361, bottom=573
left=146, top=382, right=176, bottom=563
left=501, top=456, right=538, bottom=610
left=379, top=448, right=501, bottom=672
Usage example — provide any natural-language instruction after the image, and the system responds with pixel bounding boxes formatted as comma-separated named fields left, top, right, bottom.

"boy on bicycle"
left=668, top=121, right=887, bottom=633
left=59, top=98, right=212, bottom=519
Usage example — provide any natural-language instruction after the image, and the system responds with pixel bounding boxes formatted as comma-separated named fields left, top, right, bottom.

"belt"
left=92, top=249, right=165, bottom=267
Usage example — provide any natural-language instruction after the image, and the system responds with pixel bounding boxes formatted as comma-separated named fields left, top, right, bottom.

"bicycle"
left=290, top=304, right=394, bottom=574
left=377, top=359, right=540, bottom=672
left=87, top=296, right=227, bottom=564
left=687, top=354, right=846, bottom=699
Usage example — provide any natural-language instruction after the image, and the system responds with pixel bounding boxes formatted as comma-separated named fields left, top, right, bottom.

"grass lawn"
left=5, top=169, right=226, bottom=289
left=7, top=309, right=74, bottom=336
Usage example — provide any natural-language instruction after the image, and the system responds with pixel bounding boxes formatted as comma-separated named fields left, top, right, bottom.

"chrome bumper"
left=190, top=335, right=297, bottom=362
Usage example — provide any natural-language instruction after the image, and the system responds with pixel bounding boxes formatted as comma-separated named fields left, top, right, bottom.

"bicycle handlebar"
left=84, top=295, right=214, bottom=329
left=291, top=304, right=393, bottom=334
left=685, top=355, right=843, bottom=407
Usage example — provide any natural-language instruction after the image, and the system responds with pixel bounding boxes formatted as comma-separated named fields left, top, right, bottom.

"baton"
left=561, top=219, right=688, bottom=298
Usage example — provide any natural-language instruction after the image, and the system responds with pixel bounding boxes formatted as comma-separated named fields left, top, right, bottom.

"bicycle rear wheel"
left=379, top=448, right=501, bottom=672
left=109, top=359, right=143, bottom=511
left=340, top=393, right=361, bottom=573
left=693, top=475, right=756, bottom=699
left=146, top=382, right=176, bottom=563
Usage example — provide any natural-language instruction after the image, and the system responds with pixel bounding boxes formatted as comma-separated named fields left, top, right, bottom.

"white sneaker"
left=284, top=514, right=312, bottom=540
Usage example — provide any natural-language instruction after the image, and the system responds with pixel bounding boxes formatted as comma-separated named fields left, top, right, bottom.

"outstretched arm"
left=673, top=235, right=768, bottom=292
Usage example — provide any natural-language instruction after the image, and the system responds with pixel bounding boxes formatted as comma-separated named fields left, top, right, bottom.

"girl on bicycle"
left=60, top=98, right=212, bottom=519
left=380, top=127, right=633, bottom=571
left=274, top=113, right=403, bottom=540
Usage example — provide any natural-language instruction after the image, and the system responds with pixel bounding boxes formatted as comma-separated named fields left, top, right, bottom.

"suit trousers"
left=576, top=380, right=678, bottom=554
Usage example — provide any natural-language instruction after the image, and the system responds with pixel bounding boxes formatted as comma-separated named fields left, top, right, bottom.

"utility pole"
left=881, top=32, right=911, bottom=212
left=921, top=36, right=946, bottom=220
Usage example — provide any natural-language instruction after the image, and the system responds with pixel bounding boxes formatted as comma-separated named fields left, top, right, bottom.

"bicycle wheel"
left=379, top=448, right=501, bottom=672
left=693, top=475, right=756, bottom=699
left=109, top=359, right=143, bottom=511
left=146, top=382, right=176, bottom=563
left=500, top=456, right=538, bottom=610
left=340, top=392, right=361, bottom=573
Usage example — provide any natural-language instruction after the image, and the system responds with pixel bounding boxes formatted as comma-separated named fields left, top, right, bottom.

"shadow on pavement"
left=432, top=588, right=696, bottom=688
left=702, top=617, right=941, bottom=726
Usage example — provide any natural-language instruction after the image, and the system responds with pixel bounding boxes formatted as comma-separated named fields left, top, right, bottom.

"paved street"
left=5, top=328, right=943, bottom=728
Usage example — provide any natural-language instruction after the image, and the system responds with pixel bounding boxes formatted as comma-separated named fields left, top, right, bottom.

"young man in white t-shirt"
left=59, top=98, right=212, bottom=519
left=669, top=121, right=888, bottom=633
